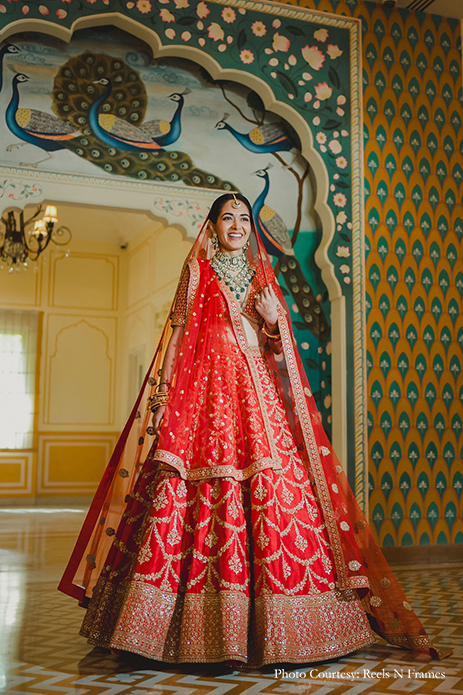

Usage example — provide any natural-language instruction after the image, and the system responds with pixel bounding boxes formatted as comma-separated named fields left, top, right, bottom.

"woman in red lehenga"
left=59, top=193, right=448, bottom=666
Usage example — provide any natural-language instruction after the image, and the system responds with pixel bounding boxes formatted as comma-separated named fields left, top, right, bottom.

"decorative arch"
left=0, top=0, right=367, bottom=509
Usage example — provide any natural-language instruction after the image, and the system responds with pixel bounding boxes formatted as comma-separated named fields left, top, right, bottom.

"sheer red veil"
left=59, top=193, right=448, bottom=660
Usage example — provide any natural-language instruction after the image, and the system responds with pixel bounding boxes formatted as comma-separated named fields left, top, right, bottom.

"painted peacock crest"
left=52, top=52, right=235, bottom=189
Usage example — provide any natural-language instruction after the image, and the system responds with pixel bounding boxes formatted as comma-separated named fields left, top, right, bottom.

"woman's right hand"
left=152, top=405, right=166, bottom=437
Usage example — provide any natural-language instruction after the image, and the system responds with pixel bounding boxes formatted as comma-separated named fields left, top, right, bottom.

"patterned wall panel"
left=295, top=0, right=463, bottom=546
left=361, top=7, right=463, bottom=547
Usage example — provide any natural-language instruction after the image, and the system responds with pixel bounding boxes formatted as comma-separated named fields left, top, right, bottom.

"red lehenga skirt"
left=81, top=347, right=374, bottom=666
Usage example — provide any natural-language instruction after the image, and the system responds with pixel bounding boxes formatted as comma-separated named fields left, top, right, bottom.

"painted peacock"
left=52, top=53, right=235, bottom=189
left=215, top=114, right=300, bottom=155
left=254, top=168, right=330, bottom=342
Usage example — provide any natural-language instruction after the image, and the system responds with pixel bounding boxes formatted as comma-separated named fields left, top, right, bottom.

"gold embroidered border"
left=108, top=581, right=374, bottom=666
left=277, top=303, right=350, bottom=588
left=219, top=277, right=282, bottom=467
left=154, top=448, right=280, bottom=481
left=185, top=257, right=200, bottom=325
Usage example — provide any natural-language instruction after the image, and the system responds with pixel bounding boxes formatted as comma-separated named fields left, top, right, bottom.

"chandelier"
left=0, top=205, right=71, bottom=272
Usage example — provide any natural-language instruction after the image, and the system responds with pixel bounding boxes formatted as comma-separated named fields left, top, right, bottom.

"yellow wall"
left=0, top=207, right=192, bottom=498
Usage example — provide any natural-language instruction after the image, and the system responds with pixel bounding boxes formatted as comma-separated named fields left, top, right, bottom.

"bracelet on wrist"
left=262, top=323, right=281, bottom=340
left=148, top=391, right=169, bottom=412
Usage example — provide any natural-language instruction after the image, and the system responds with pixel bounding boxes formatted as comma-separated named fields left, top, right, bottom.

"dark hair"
left=208, top=193, right=254, bottom=225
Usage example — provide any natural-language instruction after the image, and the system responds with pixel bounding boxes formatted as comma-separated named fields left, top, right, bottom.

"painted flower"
left=333, top=192, right=347, bottom=207
left=337, top=94, right=347, bottom=105
left=198, top=37, right=205, bottom=46
left=251, top=21, right=267, bottom=37
left=221, top=7, right=236, bottom=23
left=196, top=1, right=210, bottom=18
left=61, top=0, right=71, bottom=4
left=240, top=49, right=255, bottom=64
left=174, top=0, right=189, bottom=6
left=314, top=81, right=332, bottom=101
left=304, top=92, right=312, bottom=103
left=288, top=54, right=297, bottom=66
left=56, top=8, right=67, bottom=17
left=336, top=107, right=345, bottom=116
left=218, top=43, right=227, bottom=52
left=329, top=139, right=342, bottom=154
left=227, top=35, right=233, bottom=44
left=0, top=3, right=7, bottom=10
left=312, top=116, right=321, bottom=126
left=160, top=8, right=175, bottom=22
left=301, top=45, right=325, bottom=70
left=316, top=132, right=327, bottom=144
left=197, top=20, right=203, bottom=29
left=272, top=33, right=290, bottom=52
left=165, top=28, right=176, bottom=39
left=270, top=71, right=277, bottom=79
left=336, top=156, right=348, bottom=168
left=137, top=0, right=151, bottom=12
left=272, top=18, right=281, bottom=28
left=126, top=1, right=134, bottom=6
left=314, top=28, right=329, bottom=42
left=181, top=31, right=191, bottom=41
left=336, top=246, right=350, bottom=258
left=313, top=100, right=320, bottom=109
left=269, top=57, right=279, bottom=67
left=302, top=71, right=312, bottom=80
left=39, top=4, right=49, bottom=14
left=327, top=44, right=343, bottom=59
left=324, top=395, right=332, bottom=409
left=22, top=4, right=30, bottom=12
left=207, top=22, right=225, bottom=41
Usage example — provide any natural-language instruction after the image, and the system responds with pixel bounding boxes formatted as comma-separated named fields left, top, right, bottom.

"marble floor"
left=0, top=507, right=461, bottom=695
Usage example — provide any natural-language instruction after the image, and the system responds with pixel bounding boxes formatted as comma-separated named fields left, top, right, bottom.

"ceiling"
left=24, top=203, right=156, bottom=245
left=396, top=0, right=463, bottom=19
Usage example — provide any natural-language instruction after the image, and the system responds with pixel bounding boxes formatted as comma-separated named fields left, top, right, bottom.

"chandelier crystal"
left=0, top=205, right=71, bottom=272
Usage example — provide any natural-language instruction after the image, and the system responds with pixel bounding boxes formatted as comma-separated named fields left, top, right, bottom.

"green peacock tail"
left=52, top=52, right=236, bottom=190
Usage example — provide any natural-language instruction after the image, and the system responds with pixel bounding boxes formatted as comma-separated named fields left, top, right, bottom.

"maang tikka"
left=231, top=193, right=241, bottom=209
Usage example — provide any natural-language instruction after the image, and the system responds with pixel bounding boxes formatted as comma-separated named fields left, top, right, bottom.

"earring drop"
left=244, top=239, right=250, bottom=251
left=211, top=232, right=218, bottom=250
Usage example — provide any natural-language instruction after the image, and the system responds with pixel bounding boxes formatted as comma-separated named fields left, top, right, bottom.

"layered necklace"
left=212, top=250, right=255, bottom=301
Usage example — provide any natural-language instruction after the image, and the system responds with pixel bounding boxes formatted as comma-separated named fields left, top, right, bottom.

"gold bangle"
left=262, top=323, right=281, bottom=340
left=148, top=392, right=169, bottom=412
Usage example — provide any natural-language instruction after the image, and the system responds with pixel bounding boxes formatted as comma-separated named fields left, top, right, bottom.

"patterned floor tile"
left=0, top=509, right=462, bottom=695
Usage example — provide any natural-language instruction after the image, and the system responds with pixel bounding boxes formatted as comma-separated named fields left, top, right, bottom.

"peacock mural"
left=6, top=73, right=82, bottom=168
left=49, top=52, right=235, bottom=189
left=0, top=29, right=332, bottom=435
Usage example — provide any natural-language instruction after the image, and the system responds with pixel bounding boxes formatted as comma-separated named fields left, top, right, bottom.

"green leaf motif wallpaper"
left=302, top=0, right=462, bottom=547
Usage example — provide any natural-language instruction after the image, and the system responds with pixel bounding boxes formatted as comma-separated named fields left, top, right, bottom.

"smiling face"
left=209, top=199, right=252, bottom=256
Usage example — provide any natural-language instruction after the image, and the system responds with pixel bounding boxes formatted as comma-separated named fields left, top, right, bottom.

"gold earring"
left=211, top=232, right=218, bottom=250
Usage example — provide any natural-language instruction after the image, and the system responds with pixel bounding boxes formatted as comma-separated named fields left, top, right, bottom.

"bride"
left=59, top=193, right=446, bottom=666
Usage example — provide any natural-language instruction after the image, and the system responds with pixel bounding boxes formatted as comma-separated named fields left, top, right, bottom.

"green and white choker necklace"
left=212, top=251, right=255, bottom=301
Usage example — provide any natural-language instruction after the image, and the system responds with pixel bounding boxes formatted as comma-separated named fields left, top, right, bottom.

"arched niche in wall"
left=0, top=0, right=367, bottom=510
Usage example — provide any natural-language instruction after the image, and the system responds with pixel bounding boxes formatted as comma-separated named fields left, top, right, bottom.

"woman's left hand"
left=255, top=286, right=278, bottom=328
